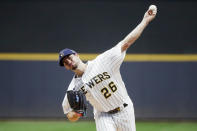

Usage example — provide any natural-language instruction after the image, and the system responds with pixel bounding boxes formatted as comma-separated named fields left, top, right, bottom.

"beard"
left=71, top=64, right=78, bottom=70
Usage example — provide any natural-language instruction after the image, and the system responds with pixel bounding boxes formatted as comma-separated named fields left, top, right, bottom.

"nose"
left=63, top=58, right=72, bottom=65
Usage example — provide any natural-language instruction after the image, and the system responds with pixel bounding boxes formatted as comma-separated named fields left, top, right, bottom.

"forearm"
left=121, top=20, right=149, bottom=51
left=121, top=5, right=157, bottom=52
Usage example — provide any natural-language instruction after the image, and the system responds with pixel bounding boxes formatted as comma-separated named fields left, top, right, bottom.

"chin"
left=71, top=66, right=77, bottom=70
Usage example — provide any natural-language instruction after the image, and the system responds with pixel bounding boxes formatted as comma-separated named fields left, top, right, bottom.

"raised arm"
left=121, top=5, right=157, bottom=52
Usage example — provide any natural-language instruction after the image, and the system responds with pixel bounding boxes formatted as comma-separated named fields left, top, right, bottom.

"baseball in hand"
left=148, top=5, right=157, bottom=15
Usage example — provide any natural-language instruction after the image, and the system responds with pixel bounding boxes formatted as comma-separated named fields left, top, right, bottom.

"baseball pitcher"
left=59, top=5, right=157, bottom=131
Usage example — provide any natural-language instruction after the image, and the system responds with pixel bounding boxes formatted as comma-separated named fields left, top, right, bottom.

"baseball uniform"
left=62, top=41, right=136, bottom=131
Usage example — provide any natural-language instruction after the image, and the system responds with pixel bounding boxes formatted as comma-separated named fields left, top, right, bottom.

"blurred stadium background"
left=0, top=0, right=197, bottom=130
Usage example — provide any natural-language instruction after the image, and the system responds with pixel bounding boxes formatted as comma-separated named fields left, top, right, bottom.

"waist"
left=107, top=103, right=128, bottom=114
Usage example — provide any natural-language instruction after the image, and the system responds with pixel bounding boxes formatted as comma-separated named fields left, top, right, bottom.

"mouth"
left=67, top=62, right=77, bottom=70
left=71, top=64, right=77, bottom=70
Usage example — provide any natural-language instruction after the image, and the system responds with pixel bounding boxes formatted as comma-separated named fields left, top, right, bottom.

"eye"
left=68, top=54, right=74, bottom=59
left=64, top=55, right=71, bottom=60
left=63, top=57, right=69, bottom=64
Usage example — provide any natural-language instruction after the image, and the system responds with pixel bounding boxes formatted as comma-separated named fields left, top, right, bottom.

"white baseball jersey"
left=62, top=42, right=135, bottom=131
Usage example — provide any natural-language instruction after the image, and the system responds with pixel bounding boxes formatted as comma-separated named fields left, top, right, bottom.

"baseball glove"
left=67, top=90, right=87, bottom=116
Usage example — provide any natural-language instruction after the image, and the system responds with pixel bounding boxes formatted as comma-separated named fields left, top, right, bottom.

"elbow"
left=122, top=43, right=129, bottom=51
left=121, top=40, right=135, bottom=51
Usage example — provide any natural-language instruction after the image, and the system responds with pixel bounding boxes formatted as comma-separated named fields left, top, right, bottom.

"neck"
left=73, top=62, right=87, bottom=77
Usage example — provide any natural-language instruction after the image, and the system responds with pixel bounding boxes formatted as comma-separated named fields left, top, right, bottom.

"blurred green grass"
left=0, top=121, right=197, bottom=131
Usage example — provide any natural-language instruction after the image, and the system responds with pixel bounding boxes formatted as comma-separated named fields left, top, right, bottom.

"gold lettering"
left=81, top=86, right=87, bottom=94
left=93, top=76, right=101, bottom=84
left=97, top=74, right=105, bottom=81
left=103, top=72, right=110, bottom=79
left=86, top=72, right=110, bottom=89
left=86, top=80, right=94, bottom=88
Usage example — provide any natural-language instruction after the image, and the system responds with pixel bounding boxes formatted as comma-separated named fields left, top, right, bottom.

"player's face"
left=62, top=54, right=80, bottom=71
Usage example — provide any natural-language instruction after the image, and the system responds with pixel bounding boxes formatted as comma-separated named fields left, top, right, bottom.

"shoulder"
left=96, top=42, right=125, bottom=61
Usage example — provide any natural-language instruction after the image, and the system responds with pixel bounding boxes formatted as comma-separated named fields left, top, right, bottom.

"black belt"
left=108, top=103, right=128, bottom=114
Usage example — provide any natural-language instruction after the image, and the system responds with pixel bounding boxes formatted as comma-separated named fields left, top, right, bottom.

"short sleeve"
left=95, top=41, right=126, bottom=70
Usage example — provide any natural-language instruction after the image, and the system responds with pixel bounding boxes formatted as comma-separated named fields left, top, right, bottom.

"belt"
left=108, top=103, right=128, bottom=114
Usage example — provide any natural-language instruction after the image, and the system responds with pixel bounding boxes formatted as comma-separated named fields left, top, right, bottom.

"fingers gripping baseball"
left=148, top=5, right=157, bottom=15
left=143, top=5, right=157, bottom=23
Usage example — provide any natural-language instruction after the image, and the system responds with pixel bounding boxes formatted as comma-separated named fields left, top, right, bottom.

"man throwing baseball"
left=59, top=5, right=157, bottom=131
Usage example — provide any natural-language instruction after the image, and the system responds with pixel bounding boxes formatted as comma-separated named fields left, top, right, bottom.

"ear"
left=75, top=53, right=80, bottom=58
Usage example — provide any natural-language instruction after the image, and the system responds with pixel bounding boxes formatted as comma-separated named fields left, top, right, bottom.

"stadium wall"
left=0, top=0, right=197, bottom=119
left=0, top=0, right=197, bottom=53
left=0, top=59, right=197, bottom=119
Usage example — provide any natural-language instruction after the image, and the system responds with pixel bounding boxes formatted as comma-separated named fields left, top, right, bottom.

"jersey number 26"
left=101, top=81, right=117, bottom=99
